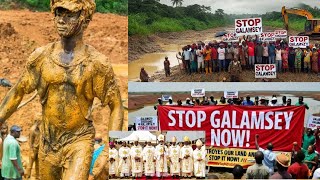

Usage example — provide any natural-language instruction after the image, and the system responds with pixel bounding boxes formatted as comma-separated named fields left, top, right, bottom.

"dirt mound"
left=0, top=22, right=17, bottom=37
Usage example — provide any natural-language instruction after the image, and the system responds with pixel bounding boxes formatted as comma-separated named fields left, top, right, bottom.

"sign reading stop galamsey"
left=222, top=33, right=239, bottom=42
left=255, top=64, right=276, bottom=78
left=191, top=88, right=205, bottom=97
left=158, top=105, right=305, bottom=151
left=307, top=115, right=320, bottom=130
left=224, top=91, right=239, bottom=99
left=275, top=30, right=287, bottom=39
left=259, top=32, right=275, bottom=42
left=289, top=36, right=309, bottom=48
left=235, top=18, right=262, bottom=36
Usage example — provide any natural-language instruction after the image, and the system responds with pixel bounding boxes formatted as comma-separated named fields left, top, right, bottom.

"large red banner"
left=158, top=105, right=305, bottom=152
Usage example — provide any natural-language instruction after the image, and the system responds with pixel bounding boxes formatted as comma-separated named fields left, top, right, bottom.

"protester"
left=218, top=43, right=226, bottom=72
left=180, top=136, right=193, bottom=178
left=255, top=41, right=264, bottom=64
left=246, top=151, right=270, bottom=179
left=1, top=125, right=24, bottom=180
left=242, top=41, right=249, bottom=69
left=259, top=96, right=267, bottom=106
left=255, top=134, right=275, bottom=175
left=183, top=46, right=191, bottom=74
left=288, top=150, right=309, bottom=179
left=281, top=46, right=289, bottom=73
left=295, top=96, right=310, bottom=109
left=269, top=97, right=279, bottom=106
left=193, top=139, right=206, bottom=179
left=168, top=136, right=180, bottom=178
left=155, top=134, right=168, bottom=178
left=286, top=98, right=292, bottom=106
left=275, top=46, right=282, bottom=72
left=248, top=45, right=255, bottom=70
left=228, top=57, right=242, bottom=82
left=295, top=47, right=303, bottom=73
left=130, top=136, right=143, bottom=178
left=281, top=96, right=287, bottom=106
left=313, top=168, right=320, bottom=179
left=204, top=45, right=212, bottom=74
left=190, top=47, right=197, bottom=73
left=268, top=42, right=276, bottom=64
left=304, top=47, right=312, bottom=73
left=293, top=142, right=318, bottom=176
left=232, top=165, right=244, bottom=179
left=142, top=137, right=155, bottom=178
left=269, top=154, right=292, bottom=179
left=196, top=45, right=204, bottom=73
left=226, top=43, right=233, bottom=72
left=288, top=47, right=295, bottom=72
left=211, top=44, right=218, bottom=72
left=262, top=42, right=269, bottom=64
left=118, top=141, right=131, bottom=178
left=303, top=128, right=315, bottom=151
left=218, top=96, right=228, bottom=105
left=164, top=57, right=170, bottom=77
left=242, top=96, right=254, bottom=106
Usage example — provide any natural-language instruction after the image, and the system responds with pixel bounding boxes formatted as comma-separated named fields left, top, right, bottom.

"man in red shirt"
left=211, top=44, right=218, bottom=73
left=248, top=46, right=255, bottom=70
left=288, top=150, right=309, bottom=179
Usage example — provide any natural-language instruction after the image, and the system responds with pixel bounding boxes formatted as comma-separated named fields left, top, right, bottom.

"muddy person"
left=228, top=57, right=242, bottom=82
left=140, top=67, right=149, bottom=82
left=26, top=120, right=40, bottom=179
left=0, top=0, right=124, bottom=179
left=2, top=125, right=24, bottom=180
left=164, top=57, right=170, bottom=77
left=0, top=123, right=8, bottom=180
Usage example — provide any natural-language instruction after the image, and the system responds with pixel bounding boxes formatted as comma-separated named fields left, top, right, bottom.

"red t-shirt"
left=247, top=41, right=255, bottom=49
left=248, top=46, right=255, bottom=56
left=211, top=48, right=218, bottom=60
left=315, top=138, right=320, bottom=153
left=287, top=162, right=309, bottom=179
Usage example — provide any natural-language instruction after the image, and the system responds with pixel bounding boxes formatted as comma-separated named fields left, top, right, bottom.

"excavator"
left=281, top=6, right=320, bottom=39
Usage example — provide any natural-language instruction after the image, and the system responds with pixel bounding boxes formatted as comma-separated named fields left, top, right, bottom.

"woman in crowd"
left=311, top=47, right=319, bottom=74
left=275, top=46, right=282, bottom=72
left=281, top=46, right=289, bottom=73
left=288, top=47, right=295, bottom=73
left=295, top=47, right=303, bottom=73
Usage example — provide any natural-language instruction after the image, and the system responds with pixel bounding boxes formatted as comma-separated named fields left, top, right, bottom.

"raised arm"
left=255, top=134, right=260, bottom=150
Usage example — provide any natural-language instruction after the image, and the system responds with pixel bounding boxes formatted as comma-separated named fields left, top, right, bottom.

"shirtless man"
left=0, top=0, right=124, bottom=179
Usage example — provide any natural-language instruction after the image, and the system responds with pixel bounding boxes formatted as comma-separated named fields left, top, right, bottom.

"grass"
left=263, top=19, right=305, bottom=32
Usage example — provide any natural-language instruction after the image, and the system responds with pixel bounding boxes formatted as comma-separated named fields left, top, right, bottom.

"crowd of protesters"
left=156, top=35, right=320, bottom=82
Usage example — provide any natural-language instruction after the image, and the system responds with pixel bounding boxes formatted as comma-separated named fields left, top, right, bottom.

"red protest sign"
left=158, top=105, right=305, bottom=151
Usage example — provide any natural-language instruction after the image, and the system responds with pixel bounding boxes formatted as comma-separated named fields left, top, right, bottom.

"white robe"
left=169, top=145, right=180, bottom=175
left=142, top=145, right=155, bottom=176
left=118, top=146, right=131, bottom=176
left=130, top=145, right=143, bottom=176
left=193, top=148, right=206, bottom=177
left=155, top=144, right=168, bottom=176
left=180, top=145, right=193, bottom=175
left=109, top=148, right=119, bottom=175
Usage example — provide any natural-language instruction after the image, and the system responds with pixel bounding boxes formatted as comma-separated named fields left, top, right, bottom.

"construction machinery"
left=281, top=6, right=320, bottom=39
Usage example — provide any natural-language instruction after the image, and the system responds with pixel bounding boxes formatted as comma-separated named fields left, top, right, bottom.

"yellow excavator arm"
left=281, top=6, right=314, bottom=30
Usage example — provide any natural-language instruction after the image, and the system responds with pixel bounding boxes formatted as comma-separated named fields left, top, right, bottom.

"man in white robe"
left=168, top=136, right=180, bottom=178
left=130, top=136, right=143, bottom=178
left=109, top=142, right=119, bottom=178
left=118, top=141, right=131, bottom=178
left=155, top=134, right=168, bottom=178
left=180, top=136, right=193, bottom=178
left=142, top=137, right=155, bottom=178
left=193, top=139, right=206, bottom=179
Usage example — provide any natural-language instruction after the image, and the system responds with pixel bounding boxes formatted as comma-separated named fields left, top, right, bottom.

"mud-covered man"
left=0, top=0, right=124, bottom=179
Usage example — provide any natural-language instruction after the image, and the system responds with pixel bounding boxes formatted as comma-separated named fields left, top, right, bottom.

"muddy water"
left=128, top=44, right=181, bottom=81
left=128, top=94, right=320, bottom=126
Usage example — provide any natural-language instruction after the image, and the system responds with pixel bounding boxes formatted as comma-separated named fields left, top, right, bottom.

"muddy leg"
left=38, top=148, right=62, bottom=180
left=62, top=140, right=94, bottom=180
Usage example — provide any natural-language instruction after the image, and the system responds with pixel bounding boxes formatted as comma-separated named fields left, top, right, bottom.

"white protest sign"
left=288, top=36, right=309, bottom=48
left=222, top=32, right=239, bottom=42
left=191, top=88, right=205, bottom=97
left=224, top=91, right=239, bottom=99
left=255, top=64, right=276, bottom=78
left=307, top=116, right=320, bottom=130
left=235, top=18, right=262, bottom=36
left=275, top=30, right=287, bottom=39
left=259, top=32, right=275, bottom=42
left=135, top=116, right=158, bottom=131
left=162, top=95, right=172, bottom=102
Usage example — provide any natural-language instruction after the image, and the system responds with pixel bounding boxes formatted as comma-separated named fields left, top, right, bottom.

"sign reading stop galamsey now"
left=159, top=105, right=305, bottom=167
left=307, top=116, right=320, bottom=130
left=135, top=116, right=158, bottom=131
left=289, top=36, right=309, bottom=48
left=255, top=64, right=276, bottom=78
left=235, top=18, right=262, bottom=36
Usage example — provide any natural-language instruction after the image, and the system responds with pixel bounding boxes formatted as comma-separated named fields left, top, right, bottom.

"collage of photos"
left=0, top=0, right=320, bottom=180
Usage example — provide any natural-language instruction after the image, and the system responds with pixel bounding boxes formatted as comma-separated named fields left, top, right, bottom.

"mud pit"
left=0, top=10, right=128, bottom=179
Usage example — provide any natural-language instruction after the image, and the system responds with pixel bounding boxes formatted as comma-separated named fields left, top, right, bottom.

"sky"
left=160, top=0, right=320, bottom=14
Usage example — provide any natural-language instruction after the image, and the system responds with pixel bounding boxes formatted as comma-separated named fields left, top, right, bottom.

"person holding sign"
left=180, top=136, right=193, bottom=178
left=130, top=136, right=143, bottom=178
left=295, top=96, right=309, bottom=110
left=155, top=134, right=168, bottom=178
left=168, top=136, right=180, bottom=178
left=142, top=137, right=155, bottom=178
left=255, top=134, right=276, bottom=175
left=193, top=139, right=206, bottom=179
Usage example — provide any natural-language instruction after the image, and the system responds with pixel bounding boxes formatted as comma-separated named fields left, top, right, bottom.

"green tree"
left=171, top=0, right=183, bottom=7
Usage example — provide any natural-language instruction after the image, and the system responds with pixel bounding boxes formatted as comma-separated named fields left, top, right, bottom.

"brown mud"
left=0, top=10, right=128, bottom=179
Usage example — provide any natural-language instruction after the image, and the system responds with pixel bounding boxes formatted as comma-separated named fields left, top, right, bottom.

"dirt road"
left=0, top=10, right=128, bottom=178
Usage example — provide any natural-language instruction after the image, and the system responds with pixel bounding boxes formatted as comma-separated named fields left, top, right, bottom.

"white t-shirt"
left=183, top=49, right=191, bottom=60
left=275, top=49, right=282, bottom=61
left=263, top=46, right=268, bottom=57
left=196, top=49, right=204, bottom=62
left=218, top=48, right=226, bottom=60
left=313, top=168, right=320, bottom=179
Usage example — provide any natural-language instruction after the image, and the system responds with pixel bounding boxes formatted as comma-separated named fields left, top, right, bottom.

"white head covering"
left=183, top=136, right=190, bottom=142
left=146, top=136, right=152, bottom=142
left=133, top=135, right=139, bottom=142
left=196, top=139, right=203, bottom=146
left=171, top=136, right=177, bottom=143
left=158, top=134, right=165, bottom=141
